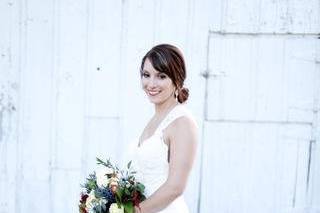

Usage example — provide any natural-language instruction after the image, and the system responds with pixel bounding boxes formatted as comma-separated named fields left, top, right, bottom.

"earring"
left=174, top=89, right=179, bottom=98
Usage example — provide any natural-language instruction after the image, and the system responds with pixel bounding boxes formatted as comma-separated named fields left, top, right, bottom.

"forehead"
left=143, top=58, right=160, bottom=73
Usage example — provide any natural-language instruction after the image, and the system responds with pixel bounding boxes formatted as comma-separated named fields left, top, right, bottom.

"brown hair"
left=140, top=44, right=189, bottom=103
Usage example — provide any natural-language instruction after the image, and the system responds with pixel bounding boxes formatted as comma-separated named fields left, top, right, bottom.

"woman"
left=132, top=44, right=198, bottom=213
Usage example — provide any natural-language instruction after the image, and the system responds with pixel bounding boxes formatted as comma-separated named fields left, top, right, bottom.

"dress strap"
left=155, top=104, right=195, bottom=134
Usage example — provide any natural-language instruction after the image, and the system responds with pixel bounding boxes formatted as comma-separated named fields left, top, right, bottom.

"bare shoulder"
left=171, top=116, right=197, bottom=130
left=166, top=116, right=198, bottom=141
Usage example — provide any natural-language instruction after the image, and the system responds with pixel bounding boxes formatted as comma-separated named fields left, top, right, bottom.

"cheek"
left=141, top=79, right=147, bottom=89
left=161, top=81, right=175, bottom=93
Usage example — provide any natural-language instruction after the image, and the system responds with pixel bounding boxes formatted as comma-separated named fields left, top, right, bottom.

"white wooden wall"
left=0, top=0, right=319, bottom=213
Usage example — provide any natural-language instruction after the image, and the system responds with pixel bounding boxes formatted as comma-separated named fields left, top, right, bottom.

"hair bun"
left=177, top=87, right=189, bottom=103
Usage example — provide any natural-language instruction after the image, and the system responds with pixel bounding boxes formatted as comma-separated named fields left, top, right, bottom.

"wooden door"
left=199, top=32, right=319, bottom=213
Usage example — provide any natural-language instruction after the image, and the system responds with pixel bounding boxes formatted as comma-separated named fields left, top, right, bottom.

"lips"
left=147, top=90, right=160, bottom=96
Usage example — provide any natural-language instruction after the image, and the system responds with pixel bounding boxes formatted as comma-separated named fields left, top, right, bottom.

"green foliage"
left=115, top=188, right=123, bottom=204
left=96, top=157, right=120, bottom=173
left=82, top=173, right=98, bottom=193
left=127, top=161, right=132, bottom=169
left=123, top=201, right=134, bottom=213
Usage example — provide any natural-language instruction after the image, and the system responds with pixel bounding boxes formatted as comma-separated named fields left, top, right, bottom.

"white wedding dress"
left=126, top=104, right=196, bottom=213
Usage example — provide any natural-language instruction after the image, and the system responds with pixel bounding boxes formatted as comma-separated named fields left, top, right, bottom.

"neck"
left=154, top=97, right=178, bottom=115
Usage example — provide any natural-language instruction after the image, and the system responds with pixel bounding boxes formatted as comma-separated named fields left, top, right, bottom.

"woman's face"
left=141, top=58, right=176, bottom=104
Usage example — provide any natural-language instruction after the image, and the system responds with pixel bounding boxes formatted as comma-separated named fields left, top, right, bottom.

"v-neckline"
left=137, top=104, right=179, bottom=148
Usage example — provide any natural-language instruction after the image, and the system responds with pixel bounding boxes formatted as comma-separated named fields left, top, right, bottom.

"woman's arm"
left=135, top=116, right=198, bottom=213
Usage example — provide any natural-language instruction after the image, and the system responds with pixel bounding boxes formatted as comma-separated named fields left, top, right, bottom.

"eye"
left=159, top=73, right=167, bottom=79
left=142, top=72, right=150, bottom=78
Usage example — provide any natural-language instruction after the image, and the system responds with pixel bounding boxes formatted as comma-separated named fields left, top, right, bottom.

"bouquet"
left=79, top=158, right=146, bottom=213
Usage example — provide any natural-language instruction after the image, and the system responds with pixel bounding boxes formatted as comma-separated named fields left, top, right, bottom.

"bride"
left=130, top=44, right=198, bottom=213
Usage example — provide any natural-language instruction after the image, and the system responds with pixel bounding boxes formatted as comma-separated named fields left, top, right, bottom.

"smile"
left=147, top=90, right=161, bottom=96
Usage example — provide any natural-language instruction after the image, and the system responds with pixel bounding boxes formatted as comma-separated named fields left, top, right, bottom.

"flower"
left=96, top=167, right=113, bottom=187
left=80, top=193, right=89, bottom=203
left=85, top=191, right=97, bottom=208
left=79, top=158, right=146, bottom=213
left=87, top=198, right=107, bottom=213
left=109, top=203, right=124, bottom=213
left=79, top=194, right=89, bottom=213
left=109, top=176, right=119, bottom=193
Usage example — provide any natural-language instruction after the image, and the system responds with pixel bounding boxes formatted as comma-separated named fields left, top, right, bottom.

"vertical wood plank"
left=84, top=0, right=123, bottom=170
left=0, top=0, right=20, bottom=212
left=309, top=40, right=320, bottom=213
left=53, top=0, right=87, bottom=169
left=86, top=0, right=122, bottom=118
left=51, top=0, right=87, bottom=211
left=17, top=0, right=55, bottom=212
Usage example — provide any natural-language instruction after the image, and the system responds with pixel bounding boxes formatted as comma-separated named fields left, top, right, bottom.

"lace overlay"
left=127, top=104, right=196, bottom=213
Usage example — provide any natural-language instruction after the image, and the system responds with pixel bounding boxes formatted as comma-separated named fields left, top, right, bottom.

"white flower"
left=86, top=191, right=108, bottom=213
left=85, top=191, right=96, bottom=209
left=96, top=167, right=113, bottom=187
left=109, top=203, right=124, bottom=213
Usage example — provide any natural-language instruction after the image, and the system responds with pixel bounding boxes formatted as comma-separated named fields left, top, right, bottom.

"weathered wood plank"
left=308, top=41, right=320, bottom=213
left=0, top=5, right=17, bottom=212
left=53, top=0, right=87, bottom=169
left=86, top=0, right=122, bottom=118
left=50, top=0, right=88, bottom=212
left=17, top=0, right=55, bottom=211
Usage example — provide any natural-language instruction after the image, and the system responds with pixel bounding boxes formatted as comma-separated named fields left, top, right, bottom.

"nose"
left=147, top=76, right=158, bottom=88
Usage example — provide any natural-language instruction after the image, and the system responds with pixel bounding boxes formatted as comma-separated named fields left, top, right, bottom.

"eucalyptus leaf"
left=127, top=161, right=132, bottom=169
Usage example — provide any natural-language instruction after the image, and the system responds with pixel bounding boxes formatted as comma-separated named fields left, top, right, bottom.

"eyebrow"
left=142, top=69, right=160, bottom=74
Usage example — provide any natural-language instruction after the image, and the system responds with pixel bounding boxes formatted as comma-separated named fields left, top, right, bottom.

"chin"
left=147, top=96, right=165, bottom=104
left=148, top=98, right=162, bottom=104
